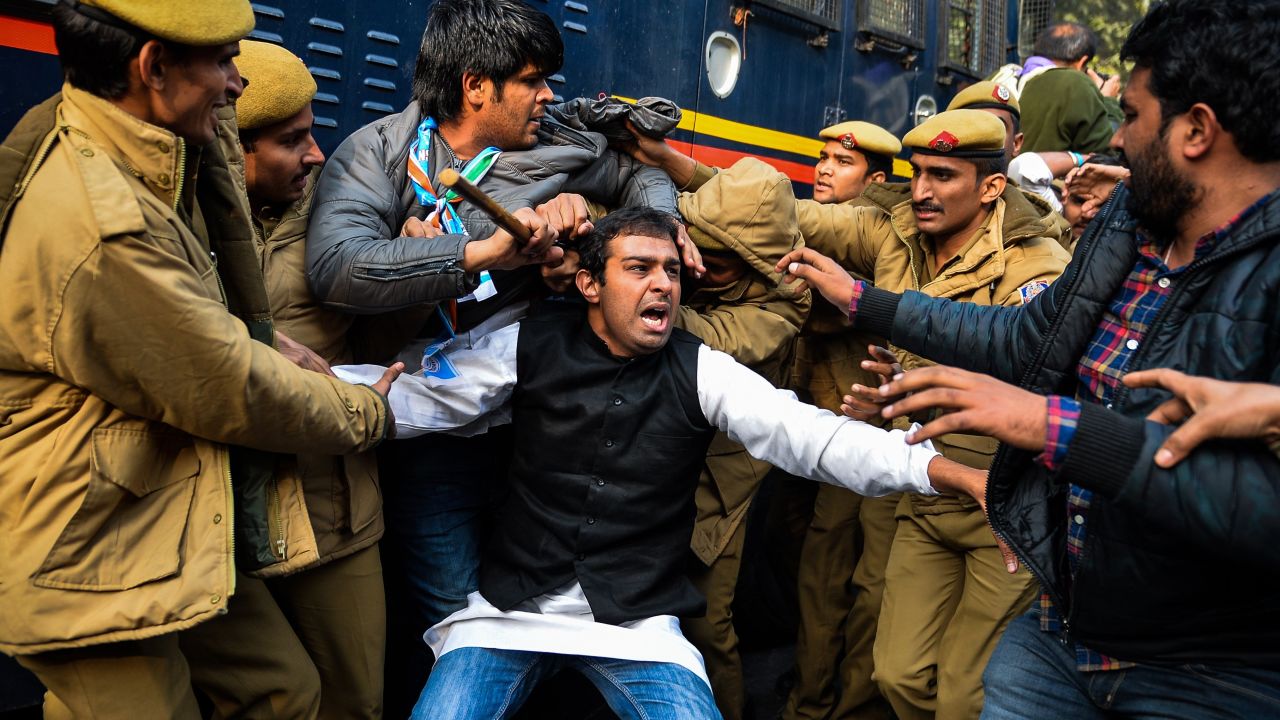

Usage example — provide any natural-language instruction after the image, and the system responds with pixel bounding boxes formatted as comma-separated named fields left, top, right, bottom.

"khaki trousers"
left=873, top=497, right=1037, bottom=720
left=18, top=572, right=320, bottom=720
left=683, top=520, right=749, bottom=720
left=785, top=487, right=899, bottom=720
left=267, top=543, right=387, bottom=719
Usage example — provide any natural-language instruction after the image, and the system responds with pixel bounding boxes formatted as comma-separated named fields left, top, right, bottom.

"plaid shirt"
left=1037, top=192, right=1275, bottom=671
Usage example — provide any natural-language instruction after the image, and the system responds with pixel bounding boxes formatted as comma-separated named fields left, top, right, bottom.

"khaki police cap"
left=946, top=80, right=1020, bottom=120
left=686, top=224, right=730, bottom=254
left=235, top=41, right=317, bottom=131
left=80, top=0, right=254, bottom=45
left=902, top=109, right=1006, bottom=159
left=818, top=121, right=901, bottom=159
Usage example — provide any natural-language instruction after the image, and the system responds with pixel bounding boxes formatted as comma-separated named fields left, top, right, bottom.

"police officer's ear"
left=135, top=39, right=176, bottom=92
left=979, top=172, right=1007, bottom=205
left=867, top=171, right=888, bottom=184
left=1013, top=132, right=1024, bottom=156
left=576, top=267, right=602, bottom=305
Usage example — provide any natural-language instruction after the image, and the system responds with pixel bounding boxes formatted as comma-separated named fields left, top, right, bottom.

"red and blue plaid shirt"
left=1037, top=192, right=1275, bottom=671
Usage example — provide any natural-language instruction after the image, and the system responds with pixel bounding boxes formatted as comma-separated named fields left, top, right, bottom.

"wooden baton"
left=437, top=168, right=532, bottom=243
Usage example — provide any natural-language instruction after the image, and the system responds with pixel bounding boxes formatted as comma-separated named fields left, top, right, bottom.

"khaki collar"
left=59, top=84, right=186, bottom=211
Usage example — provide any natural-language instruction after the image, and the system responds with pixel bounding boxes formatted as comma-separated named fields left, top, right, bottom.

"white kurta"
left=334, top=325, right=940, bottom=673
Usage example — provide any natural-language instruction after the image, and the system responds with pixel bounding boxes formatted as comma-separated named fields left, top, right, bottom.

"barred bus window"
left=858, top=0, right=927, bottom=47
left=752, top=0, right=842, bottom=31
left=940, top=0, right=1007, bottom=77
left=1018, top=0, right=1055, bottom=60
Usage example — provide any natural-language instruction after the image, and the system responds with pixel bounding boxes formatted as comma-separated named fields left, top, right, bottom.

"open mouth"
left=640, top=304, right=670, bottom=331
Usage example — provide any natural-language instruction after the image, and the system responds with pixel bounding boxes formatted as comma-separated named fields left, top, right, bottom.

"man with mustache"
left=781, top=109, right=1069, bottom=719
left=339, top=206, right=994, bottom=719
left=780, top=1, right=1280, bottom=716
left=0, top=1, right=400, bottom=715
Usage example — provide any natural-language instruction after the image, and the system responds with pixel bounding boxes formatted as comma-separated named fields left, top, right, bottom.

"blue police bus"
left=0, top=0, right=1051, bottom=715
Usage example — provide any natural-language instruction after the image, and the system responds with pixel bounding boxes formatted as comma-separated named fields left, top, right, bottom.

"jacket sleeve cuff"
left=680, top=161, right=718, bottom=192
left=1036, top=396, right=1080, bottom=470
left=853, top=285, right=902, bottom=339
left=1055, top=400, right=1146, bottom=498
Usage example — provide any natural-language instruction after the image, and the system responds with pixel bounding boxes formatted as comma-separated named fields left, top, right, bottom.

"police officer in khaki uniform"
left=230, top=40, right=391, bottom=718
left=0, top=3, right=399, bottom=717
left=781, top=110, right=1068, bottom=720
left=785, top=121, right=906, bottom=720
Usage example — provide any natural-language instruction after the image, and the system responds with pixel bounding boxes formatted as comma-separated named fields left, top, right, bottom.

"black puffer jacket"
left=855, top=184, right=1280, bottom=667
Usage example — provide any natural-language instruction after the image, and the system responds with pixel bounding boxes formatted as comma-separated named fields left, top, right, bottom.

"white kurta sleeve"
left=695, top=345, right=939, bottom=496
left=332, top=322, right=520, bottom=438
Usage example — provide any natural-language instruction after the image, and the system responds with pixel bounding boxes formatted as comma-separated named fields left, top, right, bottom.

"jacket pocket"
left=32, top=427, right=201, bottom=591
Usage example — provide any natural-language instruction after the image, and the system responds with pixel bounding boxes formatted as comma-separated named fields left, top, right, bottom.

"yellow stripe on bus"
left=614, top=95, right=914, bottom=178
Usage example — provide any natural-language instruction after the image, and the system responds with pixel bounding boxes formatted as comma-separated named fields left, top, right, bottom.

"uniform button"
left=604, top=439, right=614, bottom=447
left=157, top=140, right=170, bottom=153
left=596, top=478, right=605, bottom=486
left=613, top=397, right=623, bottom=406
left=1157, top=277, right=1171, bottom=289
left=78, top=147, right=94, bottom=157
left=158, top=172, right=171, bottom=187
left=1125, top=339, right=1139, bottom=351
left=210, top=594, right=221, bottom=604
left=345, top=399, right=356, bottom=410
left=577, top=553, right=586, bottom=561
left=213, top=513, right=222, bottom=524
left=1073, top=514, right=1085, bottom=525
left=587, top=517, right=596, bottom=525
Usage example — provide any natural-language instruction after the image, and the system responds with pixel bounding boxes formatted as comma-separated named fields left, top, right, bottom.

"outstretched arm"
left=879, top=363, right=1280, bottom=569
left=695, top=345, right=982, bottom=500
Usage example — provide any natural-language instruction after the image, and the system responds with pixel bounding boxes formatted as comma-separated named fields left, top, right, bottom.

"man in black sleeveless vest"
left=338, top=208, right=990, bottom=719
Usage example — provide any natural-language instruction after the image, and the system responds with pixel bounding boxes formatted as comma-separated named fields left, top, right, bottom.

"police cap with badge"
left=945, top=80, right=1020, bottom=120
left=235, top=40, right=317, bottom=131
left=72, top=0, right=254, bottom=44
left=902, top=109, right=1007, bottom=159
left=818, top=121, right=902, bottom=161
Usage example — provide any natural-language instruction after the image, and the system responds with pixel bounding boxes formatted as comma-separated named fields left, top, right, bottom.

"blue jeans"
left=410, top=647, right=722, bottom=719
left=380, top=429, right=511, bottom=629
left=981, top=612, right=1280, bottom=719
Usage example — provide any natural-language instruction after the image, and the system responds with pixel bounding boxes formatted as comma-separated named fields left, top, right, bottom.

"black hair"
left=972, top=155, right=1009, bottom=184
left=1032, top=21, right=1098, bottom=64
left=1121, top=0, right=1280, bottom=164
left=412, top=0, right=563, bottom=121
left=52, top=0, right=149, bottom=99
left=864, top=151, right=894, bottom=180
left=1084, top=153, right=1124, bottom=168
left=577, top=207, right=679, bottom=285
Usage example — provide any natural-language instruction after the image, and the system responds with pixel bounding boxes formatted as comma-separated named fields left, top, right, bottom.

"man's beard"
left=1125, top=137, right=1199, bottom=243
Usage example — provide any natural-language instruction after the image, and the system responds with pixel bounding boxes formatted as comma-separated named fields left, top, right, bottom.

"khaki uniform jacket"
left=242, top=164, right=392, bottom=576
left=675, top=159, right=811, bottom=564
left=798, top=181, right=1069, bottom=509
left=0, top=87, right=389, bottom=654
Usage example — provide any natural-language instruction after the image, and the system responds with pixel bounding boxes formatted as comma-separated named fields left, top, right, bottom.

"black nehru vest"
left=479, top=302, right=715, bottom=625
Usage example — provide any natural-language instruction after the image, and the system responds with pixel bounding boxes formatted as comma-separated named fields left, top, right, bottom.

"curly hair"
left=1122, top=0, right=1280, bottom=163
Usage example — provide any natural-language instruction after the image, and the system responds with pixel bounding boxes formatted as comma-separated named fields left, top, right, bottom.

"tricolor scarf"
left=406, top=116, right=501, bottom=235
